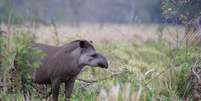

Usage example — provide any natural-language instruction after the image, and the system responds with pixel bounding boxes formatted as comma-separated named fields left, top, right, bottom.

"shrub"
left=0, top=31, right=41, bottom=100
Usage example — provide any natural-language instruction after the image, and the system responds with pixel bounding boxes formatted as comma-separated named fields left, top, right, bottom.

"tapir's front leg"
left=51, top=79, right=61, bottom=101
left=65, top=77, right=76, bottom=101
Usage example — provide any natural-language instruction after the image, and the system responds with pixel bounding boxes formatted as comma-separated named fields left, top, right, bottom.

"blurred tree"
left=161, top=0, right=201, bottom=26
left=69, top=0, right=86, bottom=26
left=161, top=0, right=201, bottom=55
left=128, top=0, right=161, bottom=23
left=161, top=0, right=201, bottom=48
left=0, top=0, right=24, bottom=24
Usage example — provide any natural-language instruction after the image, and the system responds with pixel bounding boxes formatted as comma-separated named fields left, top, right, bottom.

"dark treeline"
left=0, top=0, right=163, bottom=24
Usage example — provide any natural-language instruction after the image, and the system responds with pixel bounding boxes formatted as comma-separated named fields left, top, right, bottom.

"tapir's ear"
left=79, top=40, right=86, bottom=48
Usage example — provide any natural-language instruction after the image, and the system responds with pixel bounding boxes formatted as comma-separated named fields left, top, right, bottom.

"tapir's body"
left=33, top=43, right=81, bottom=84
left=32, top=40, right=108, bottom=101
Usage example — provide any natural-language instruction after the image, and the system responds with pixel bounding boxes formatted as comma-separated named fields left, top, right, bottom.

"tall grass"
left=0, top=25, right=200, bottom=101
left=72, top=39, right=200, bottom=101
left=0, top=31, right=42, bottom=101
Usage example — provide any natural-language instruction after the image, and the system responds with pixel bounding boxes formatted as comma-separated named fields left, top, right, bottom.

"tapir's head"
left=68, top=40, right=108, bottom=69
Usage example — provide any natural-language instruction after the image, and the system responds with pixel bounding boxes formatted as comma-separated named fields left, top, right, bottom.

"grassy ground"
left=0, top=24, right=200, bottom=101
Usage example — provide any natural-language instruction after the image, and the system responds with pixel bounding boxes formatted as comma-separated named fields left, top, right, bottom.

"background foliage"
left=161, top=0, right=201, bottom=24
left=0, top=0, right=201, bottom=101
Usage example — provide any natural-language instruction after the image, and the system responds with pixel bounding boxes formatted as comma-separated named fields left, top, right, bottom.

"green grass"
left=0, top=31, right=200, bottom=101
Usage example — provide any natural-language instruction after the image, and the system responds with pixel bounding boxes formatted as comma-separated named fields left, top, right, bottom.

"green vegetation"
left=0, top=31, right=42, bottom=100
left=0, top=1, right=200, bottom=100
left=0, top=30, right=200, bottom=100
left=72, top=40, right=200, bottom=101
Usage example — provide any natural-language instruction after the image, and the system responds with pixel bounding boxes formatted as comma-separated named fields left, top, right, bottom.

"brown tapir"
left=32, top=40, right=108, bottom=101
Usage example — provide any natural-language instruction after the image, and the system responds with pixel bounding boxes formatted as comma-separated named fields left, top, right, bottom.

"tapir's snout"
left=98, top=62, right=108, bottom=69
left=97, top=54, right=108, bottom=69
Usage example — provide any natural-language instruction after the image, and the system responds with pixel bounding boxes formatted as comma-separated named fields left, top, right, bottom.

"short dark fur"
left=32, top=40, right=105, bottom=101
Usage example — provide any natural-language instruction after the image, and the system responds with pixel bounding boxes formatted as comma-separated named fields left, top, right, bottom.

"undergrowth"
left=73, top=40, right=200, bottom=101
left=0, top=31, right=42, bottom=100
left=0, top=31, right=200, bottom=101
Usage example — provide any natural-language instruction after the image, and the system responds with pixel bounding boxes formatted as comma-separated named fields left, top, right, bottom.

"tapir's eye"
left=91, top=54, right=98, bottom=58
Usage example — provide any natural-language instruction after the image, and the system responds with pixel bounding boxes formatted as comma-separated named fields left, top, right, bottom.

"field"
left=0, top=24, right=200, bottom=101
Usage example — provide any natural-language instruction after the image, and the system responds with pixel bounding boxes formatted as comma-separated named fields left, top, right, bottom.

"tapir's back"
left=32, top=41, right=82, bottom=84
left=33, top=43, right=59, bottom=62
left=32, top=43, right=59, bottom=84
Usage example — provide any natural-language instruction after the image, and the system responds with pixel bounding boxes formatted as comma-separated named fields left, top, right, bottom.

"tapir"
left=32, top=40, right=108, bottom=101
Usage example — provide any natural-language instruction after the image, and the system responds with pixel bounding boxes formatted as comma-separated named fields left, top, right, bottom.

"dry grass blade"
left=77, top=72, right=122, bottom=83
left=192, top=57, right=200, bottom=80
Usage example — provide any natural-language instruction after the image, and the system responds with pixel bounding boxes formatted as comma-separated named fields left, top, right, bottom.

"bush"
left=0, top=31, right=42, bottom=100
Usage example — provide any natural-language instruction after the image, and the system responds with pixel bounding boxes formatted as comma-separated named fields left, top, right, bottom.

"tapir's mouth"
left=97, top=63, right=108, bottom=69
